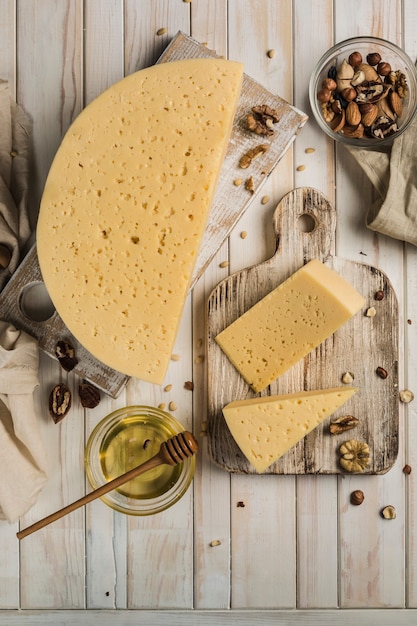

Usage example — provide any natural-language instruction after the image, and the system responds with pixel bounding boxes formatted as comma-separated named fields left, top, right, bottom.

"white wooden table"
left=1, top=1, right=417, bottom=624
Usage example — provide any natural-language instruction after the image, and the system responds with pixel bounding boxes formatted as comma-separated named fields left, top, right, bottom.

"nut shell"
left=49, top=383, right=72, bottom=423
left=329, top=109, right=345, bottom=132
left=79, top=382, right=101, bottom=409
left=357, top=63, right=381, bottom=83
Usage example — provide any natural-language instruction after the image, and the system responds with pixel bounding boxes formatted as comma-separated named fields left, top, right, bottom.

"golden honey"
left=85, top=405, right=195, bottom=515
left=99, top=414, right=182, bottom=499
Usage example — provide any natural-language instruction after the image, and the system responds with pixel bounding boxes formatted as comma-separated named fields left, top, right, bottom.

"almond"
left=346, top=101, right=361, bottom=126
left=360, top=103, right=378, bottom=127
left=390, top=91, right=403, bottom=118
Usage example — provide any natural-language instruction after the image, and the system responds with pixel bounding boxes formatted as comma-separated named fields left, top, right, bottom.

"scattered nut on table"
left=329, top=415, right=359, bottom=435
left=49, top=383, right=72, bottom=423
left=239, top=144, right=268, bottom=168
left=376, top=366, right=388, bottom=379
left=55, top=340, right=78, bottom=372
left=78, top=382, right=101, bottom=409
left=341, top=371, right=355, bottom=384
left=339, top=439, right=370, bottom=473
left=350, top=490, right=365, bottom=505
left=381, top=505, right=396, bottom=519
left=399, top=389, right=414, bottom=403
left=246, top=104, right=279, bottom=136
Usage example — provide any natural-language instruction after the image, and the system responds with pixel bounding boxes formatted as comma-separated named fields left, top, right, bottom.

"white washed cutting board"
left=0, top=32, right=307, bottom=397
left=207, top=187, right=399, bottom=475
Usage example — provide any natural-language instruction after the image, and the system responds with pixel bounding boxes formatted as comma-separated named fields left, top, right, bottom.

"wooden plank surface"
left=0, top=0, right=416, bottom=620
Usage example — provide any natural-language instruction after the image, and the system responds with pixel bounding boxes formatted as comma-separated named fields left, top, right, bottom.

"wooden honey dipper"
left=17, top=430, right=198, bottom=540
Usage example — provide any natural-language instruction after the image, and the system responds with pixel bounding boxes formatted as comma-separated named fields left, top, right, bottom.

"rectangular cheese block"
left=215, top=259, right=365, bottom=392
left=37, top=58, right=243, bottom=384
left=222, top=387, right=358, bottom=473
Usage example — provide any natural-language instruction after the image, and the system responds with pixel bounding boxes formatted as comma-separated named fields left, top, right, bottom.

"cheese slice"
left=37, top=58, right=243, bottom=383
left=215, top=259, right=365, bottom=392
left=223, top=387, right=358, bottom=473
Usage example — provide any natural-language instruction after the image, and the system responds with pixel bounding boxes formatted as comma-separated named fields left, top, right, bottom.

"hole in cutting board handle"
left=297, top=213, right=316, bottom=233
left=19, top=281, right=56, bottom=322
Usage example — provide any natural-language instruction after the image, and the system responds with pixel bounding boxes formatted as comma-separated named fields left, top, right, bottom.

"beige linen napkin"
left=0, top=321, right=48, bottom=522
left=0, top=80, right=32, bottom=290
left=346, top=114, right=417, bottom=246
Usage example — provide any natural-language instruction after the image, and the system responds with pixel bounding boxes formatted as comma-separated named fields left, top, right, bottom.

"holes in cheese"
left=37, top=58, right=243, bottom=384
left=222, top=387, right=358, bottom=473
left=215, top=259, right=365, bottom=392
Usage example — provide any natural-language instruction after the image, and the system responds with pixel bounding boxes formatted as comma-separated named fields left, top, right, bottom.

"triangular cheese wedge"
left=215, top=259, right=365, bottom=393
left=222, top=387, right=358, bottom=473
left=37, top=58, right=243, bottom=384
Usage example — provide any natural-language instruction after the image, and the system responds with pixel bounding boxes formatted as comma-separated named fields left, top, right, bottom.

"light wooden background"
left=1, top=0, right=417, bottom=624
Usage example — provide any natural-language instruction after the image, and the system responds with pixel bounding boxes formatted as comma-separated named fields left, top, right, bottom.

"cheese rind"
left=215, top=259, right=365, bottom=392
left=37, top=58, right=243, bottom=383
left=222, top=387, right=358, bottom=473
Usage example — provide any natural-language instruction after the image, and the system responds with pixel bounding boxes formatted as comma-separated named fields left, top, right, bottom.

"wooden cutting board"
left=0, top=32, right=306, bottom=398
left=207, top=187, right=399, bottom=475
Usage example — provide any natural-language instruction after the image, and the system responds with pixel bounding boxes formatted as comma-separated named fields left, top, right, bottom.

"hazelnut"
left=317, top=88, right=331, bottom=103
left=377, top=61, right=392, bottom=76
left=381, top=505, right=396, bottom=520
left=341, top=87, right=357, bottom=102
left=399, top=389, right=414, bottom=403
left=366, top=52, right=382, bottom=66
left=374, top=289, right=385, bottom=300
left=348, top=51, right=363, bottom=68
left=376, top=366, right=388, bottom=379
left=322, top=77, right=337, bottom=91
left=403, top=464, right=412, bottom=475
left=350, top=490, right=365, bottom=505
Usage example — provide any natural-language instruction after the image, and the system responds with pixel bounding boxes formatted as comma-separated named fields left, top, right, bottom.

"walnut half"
left=329, top=415, right=359, bottom=435
left=339, top=439, right=370, bottom=473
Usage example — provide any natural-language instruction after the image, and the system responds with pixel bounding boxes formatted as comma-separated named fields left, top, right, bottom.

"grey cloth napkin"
left=346, top=114, right=417, bottom=247
left=0, top=80, right=32, bottom=290
left=0, top=322, right=48, bottom=523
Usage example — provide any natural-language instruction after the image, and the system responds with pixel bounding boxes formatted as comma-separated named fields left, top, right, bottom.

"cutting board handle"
left=272, top=187, right=336, bottom=265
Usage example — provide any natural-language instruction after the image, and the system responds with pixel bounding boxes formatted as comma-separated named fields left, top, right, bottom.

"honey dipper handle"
left=17, top=453, right=165, bottom=540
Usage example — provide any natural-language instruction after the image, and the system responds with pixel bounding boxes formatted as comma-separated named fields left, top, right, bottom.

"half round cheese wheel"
left=37, top=58, right=243, bottom=384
